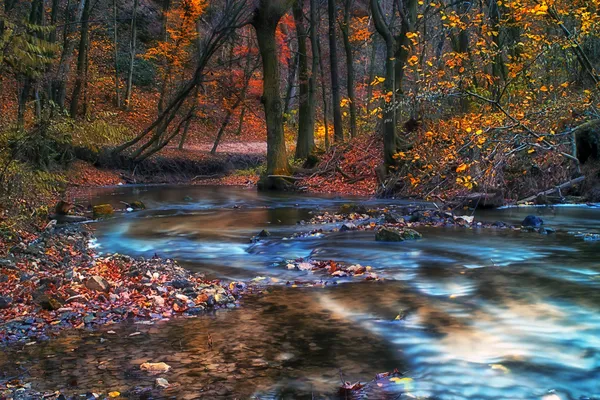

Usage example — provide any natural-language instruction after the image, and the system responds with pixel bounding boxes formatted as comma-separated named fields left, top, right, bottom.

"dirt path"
left=171, top=141, right=267, bottom=155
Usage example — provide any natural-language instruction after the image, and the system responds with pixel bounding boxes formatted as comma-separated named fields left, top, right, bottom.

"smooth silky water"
left=1, top=185, right=599, bottom=399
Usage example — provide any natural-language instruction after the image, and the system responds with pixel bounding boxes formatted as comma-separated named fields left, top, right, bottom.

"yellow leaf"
left=475, top=129, right=483, bottom=135
left=528, top=148, right=535, bottom=154
left=540, top=85, right=548, bottom=92
left=108, top=392, right=120, bottom=398
left=456, top=163, right=468, bottom=173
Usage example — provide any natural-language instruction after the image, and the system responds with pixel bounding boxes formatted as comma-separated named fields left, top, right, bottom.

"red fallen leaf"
left=339, top=381, right=364, bottom=395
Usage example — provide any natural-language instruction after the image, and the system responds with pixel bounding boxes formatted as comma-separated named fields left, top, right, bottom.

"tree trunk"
left=18, top=0, right=44, bottom=127
left=316, top=20, right=330, bottom=150
left=51, top=0, right=79, bottom=109
left=327, top=0, right=343, bottom=142
left=69, top=0, right=91, bottom=117
left=236, top=107, right=245, bottom=136
left=293, top=0, right=314, bottom=159
left=371, top=0, right=397, bottom=168
left=341, top=0, right=357, bottom=138
left=125, top=0, right=139, bottom=109
left=283, top=51, right=298, bottom=116
left=253, top=0, right=292, bottom=181
left=157, top=0, right=171, bottom=113
left=366, top=36, right=378, bottom=114
left=113, top=0, right=121, bottom=107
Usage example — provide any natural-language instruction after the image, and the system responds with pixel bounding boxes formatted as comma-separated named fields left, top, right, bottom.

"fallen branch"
left=517, top=176, right=585, bottom=204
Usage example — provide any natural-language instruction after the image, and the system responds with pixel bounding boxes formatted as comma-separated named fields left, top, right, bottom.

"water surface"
left=1, top=185, right=599, bottom=399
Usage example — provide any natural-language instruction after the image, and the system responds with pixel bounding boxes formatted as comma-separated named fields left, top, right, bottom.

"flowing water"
left=2, top=185, right=600, bottom=399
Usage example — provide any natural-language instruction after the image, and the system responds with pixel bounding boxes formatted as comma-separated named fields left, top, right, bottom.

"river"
left=1, top=185, right=599, bottom=399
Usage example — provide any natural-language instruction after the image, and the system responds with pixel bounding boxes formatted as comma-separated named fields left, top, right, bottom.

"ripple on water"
left=15, top=185, right=599, bottom=399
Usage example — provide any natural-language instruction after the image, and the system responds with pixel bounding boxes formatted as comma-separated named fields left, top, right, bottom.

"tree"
left=113, top=0, right=248, bottom=159
left=293, top=0, right=315, bottom=159
left=252, top=0, right=294, bottom=186
left=371, top=0, right=397, bottom=168
left=340, top=0, right=357, bottom=138
left=69, top=0, right=91, bottom=117
left=327, top=0, right=343, bottom=142
left=124, top=0, right=139, bottom=109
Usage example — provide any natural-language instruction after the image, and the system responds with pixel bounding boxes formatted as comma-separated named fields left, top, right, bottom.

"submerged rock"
left=92, top=204, right=114, bottom=219
left=522, top=215, right=543, bottom=228
left=375, top=227, right=422, bottom=242
left=257, top=229, right=271, bottom=238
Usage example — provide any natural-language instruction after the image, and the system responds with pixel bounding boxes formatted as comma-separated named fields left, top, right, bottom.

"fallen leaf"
left=140, top=362, right=171, bottom=374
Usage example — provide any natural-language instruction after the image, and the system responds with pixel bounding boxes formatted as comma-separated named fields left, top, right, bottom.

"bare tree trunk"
left=316, top=20, right=329, bottom=150
left=125, top=0, right=139, bottom=109
left=293, top=0, right=314, bottom=159
left=113, top=0, right=121, bottom=107
left=341, top=0, right=357, bottom=138
left=327, top=0, right=343, bottom=142
left=69, top=0, right=91, bottom=117
left=366, top=36, right=378, bottom=114
left=236, top=107, right=245, bottom=136
left=283, top=51, right=298, bottom=116
left=157, top=0, right=171, bottom=113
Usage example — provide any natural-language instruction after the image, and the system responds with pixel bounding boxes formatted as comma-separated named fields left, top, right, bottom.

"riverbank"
left=0, top=225, right=244, bottom=347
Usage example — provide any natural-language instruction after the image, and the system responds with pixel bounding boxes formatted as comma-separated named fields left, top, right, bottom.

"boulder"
left=92, top=204, right=114, bottom=219
left=86, top=276, right=111, bottom=292
left=376, top=227, right=422, bottom=242
left=522, top=215, right=543, bottom=228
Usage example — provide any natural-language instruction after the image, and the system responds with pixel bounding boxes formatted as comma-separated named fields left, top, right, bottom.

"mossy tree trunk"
left=253, top=0, right=293, bottom=184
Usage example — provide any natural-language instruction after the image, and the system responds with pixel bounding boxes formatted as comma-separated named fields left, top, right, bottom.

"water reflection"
left=1, top=185, right=599, bottom=399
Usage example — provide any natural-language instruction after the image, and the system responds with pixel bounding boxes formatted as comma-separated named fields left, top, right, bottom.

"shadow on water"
left=2, top=185, right=600, bottom=399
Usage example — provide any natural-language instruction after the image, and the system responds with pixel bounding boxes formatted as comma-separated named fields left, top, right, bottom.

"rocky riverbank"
left=0, top=225, right=244, bottom=346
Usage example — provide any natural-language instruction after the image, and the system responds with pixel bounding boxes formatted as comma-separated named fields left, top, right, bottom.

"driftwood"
left=517, top=176, right=585, bottom=204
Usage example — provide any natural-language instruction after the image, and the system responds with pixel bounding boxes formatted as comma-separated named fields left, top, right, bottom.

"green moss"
left=93, top=204, right=114, bottom=219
